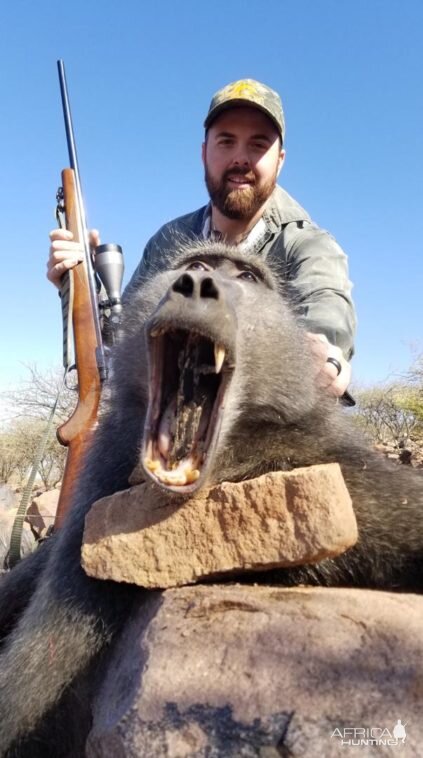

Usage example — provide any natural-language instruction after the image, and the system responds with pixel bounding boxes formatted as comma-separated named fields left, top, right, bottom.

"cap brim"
left=204, top=99, right=282, bottom=139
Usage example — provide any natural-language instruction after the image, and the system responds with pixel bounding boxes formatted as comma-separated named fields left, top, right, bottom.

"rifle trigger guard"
left=64, top=364, right=78, bottom=391
left=56, top=186, right=66, bottom=228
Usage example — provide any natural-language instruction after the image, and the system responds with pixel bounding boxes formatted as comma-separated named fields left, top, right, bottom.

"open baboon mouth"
left=143, top=328, right=232, bottom=491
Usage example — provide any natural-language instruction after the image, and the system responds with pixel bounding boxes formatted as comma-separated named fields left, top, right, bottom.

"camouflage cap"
left=204, top=79, right=285, bottom=143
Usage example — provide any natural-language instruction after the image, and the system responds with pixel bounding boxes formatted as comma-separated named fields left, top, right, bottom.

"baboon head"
left=118, top=242, right=322, bottom=495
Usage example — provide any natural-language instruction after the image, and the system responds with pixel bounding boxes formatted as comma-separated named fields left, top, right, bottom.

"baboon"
left=0, top=242, right=422, bottom=756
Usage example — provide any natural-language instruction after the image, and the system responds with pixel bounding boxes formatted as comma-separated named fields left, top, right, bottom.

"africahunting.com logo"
left=331, top=720, right=407, bottom=747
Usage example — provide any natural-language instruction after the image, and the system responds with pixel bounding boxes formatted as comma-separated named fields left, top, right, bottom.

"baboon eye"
left=237, top=270, right=257, bottom=283
left=186, top=260, right=208, bottom=272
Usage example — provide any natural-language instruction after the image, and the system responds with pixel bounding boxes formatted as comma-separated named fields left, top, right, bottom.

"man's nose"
left=230, top=144, right=250, bottom=167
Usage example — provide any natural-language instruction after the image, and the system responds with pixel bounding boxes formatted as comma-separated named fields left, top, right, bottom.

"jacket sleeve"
left=282, top=221, right=356, bottom=359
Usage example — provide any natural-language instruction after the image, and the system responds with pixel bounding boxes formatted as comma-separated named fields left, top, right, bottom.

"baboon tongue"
left=157, top=397, right=175, bottom=456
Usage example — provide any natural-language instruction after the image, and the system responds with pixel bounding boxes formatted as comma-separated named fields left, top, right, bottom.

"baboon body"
left=0, top=242, right=422, bottom=756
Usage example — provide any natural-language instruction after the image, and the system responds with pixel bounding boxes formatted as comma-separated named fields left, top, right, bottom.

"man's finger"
left=49, top=229, right=74, bottom=242
left=49, top=240, right=84, bottom=255
left=89, top=229, right=101, bottom=248
left=46, top=258, right=81, bottom=284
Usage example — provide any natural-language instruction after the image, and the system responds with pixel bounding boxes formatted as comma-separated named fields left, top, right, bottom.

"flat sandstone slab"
left=82, top=463, right=357, bottom=588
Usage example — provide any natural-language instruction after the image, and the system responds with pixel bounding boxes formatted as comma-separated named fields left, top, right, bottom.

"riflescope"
left=94, top=243, right=124, bottom=342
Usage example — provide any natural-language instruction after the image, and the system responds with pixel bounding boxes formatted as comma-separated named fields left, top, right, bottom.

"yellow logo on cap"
left=218, top=80, right=265, bottom=105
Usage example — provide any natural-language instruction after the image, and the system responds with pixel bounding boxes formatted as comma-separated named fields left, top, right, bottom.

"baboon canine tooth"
left=214, top=344, right=225, bottom=373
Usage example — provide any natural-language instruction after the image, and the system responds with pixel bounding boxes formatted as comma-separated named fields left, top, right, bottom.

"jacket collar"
left=262, top=185, right=311, bottom=231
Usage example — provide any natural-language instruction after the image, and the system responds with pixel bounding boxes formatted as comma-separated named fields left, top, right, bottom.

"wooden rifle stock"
left=54, top=169, right=103, bottom=528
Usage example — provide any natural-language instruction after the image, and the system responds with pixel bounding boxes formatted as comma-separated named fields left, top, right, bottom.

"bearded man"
left=48, top=79, right=356, bottom=396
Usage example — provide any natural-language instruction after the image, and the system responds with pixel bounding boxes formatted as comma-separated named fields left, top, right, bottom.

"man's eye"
left=237, top=270, right=257, bottom=282
left=186, top=260, right=208, bottom=271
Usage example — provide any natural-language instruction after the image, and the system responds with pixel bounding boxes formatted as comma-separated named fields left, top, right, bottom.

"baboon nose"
left=172, top=273, right=195, bottom=297
left=172, top=273, right=219, bottom=300
left=200, top=277, right=219, bottom=300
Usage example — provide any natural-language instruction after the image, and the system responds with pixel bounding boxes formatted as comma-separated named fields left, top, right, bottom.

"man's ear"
left=201, top=141, right=206, bottom=167
left=277, top=149, right=286, bottom=178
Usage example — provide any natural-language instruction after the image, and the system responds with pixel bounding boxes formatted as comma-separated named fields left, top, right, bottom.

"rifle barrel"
left=57, top=60, right=79, bottom=174
left=57, top=59, right=106, bottom=379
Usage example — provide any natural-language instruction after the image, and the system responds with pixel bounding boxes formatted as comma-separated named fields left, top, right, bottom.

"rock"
left=82, top=463, right=357, bottom=588
left=0, top=484, right=18, bottom=510
left=399, top=449, right=412, bottom=465
left=0, top=507, right=36, bottom=568
left=0, top=488, right=59, bottom=570
left=26, top=489, right=60, bottom=538
left=86, top=585, right=423, bottom=757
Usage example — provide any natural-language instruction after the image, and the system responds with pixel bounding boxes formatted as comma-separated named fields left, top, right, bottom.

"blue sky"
left=0, top=0, right=422, bottom=396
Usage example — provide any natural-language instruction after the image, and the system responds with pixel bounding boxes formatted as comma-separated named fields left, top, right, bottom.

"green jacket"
left=124, top=185, right=356, bottom=358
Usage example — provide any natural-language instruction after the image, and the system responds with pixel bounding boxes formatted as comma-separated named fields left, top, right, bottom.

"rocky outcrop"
left=0, top=488, right=59, bottom=570
left=82, top=464, right=357, bottom=588
left=0, top=506, right=36, bottom=569
left=26, top=488, right=59, bottom=538
left=82, top=464, right=421, bottom=756
left=86, top=585, right=423, bottom=757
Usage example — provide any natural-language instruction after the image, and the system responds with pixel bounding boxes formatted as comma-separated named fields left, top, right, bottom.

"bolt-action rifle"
left=54, top=60, right=124, bottom=528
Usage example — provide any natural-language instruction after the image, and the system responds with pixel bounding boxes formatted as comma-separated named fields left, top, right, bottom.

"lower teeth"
left=144, top=458, right=200, bottom=486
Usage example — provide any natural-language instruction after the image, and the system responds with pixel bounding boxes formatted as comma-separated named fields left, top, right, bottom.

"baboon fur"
left=0, top=242, right=422, bottom=756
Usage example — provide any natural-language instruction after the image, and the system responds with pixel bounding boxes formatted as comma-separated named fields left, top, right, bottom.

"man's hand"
left=306, top=332, right=351, bottom=398
left=47, top=228, right=100, bottom=288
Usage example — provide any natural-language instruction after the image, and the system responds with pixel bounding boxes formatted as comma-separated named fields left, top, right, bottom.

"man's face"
left=202, top=106, right=285, bottom=221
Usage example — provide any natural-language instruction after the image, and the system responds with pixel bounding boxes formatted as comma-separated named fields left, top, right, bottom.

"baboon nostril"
left=200, top=277, right=219, bottom=300
left=172, top=273, right=194, bottom=297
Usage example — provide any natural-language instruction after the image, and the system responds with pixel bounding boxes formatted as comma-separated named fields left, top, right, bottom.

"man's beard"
left=204, top=165, right=277, bottom=220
